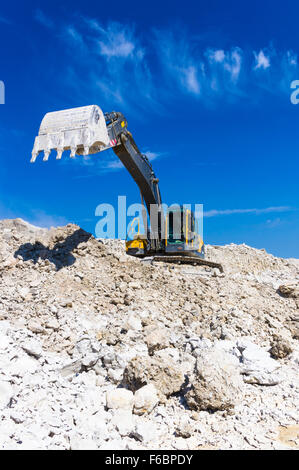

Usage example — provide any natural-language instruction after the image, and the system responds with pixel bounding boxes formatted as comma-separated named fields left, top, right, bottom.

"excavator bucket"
left=31, top=105, right=111, bottom=162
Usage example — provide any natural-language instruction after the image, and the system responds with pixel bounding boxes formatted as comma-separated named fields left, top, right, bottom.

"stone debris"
left=122, top=354, right=185, bottom=399
left=0, top=219, right=298, bottom=449
left=133, top=384, right=159, bottom=415
left=0, top=380, right=13, bottom=409
left=278, top=284, right=299, bottom=298
left=144, top=324, right=170, bottom=355
left=238, top=339, right=282, bottom=385
left=106, top=388, right=134, bottom=411
left=111, top=410, right=135, bottom=437
left=269, top=335, right=293, bottom=359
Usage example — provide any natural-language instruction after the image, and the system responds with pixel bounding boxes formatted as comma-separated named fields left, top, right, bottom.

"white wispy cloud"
left=183, top=66, right=201, bottom=94
left=206, top=47, right=243, bottom=89
left=265, top=217, right=282, bottom=228
left=48, top=18, right=299, bottom=110
left=28, top=210, right=68, bottom=228
left=99, top=159, right=123, bottom=171
left=34, top=9, right=54, bottom=29
left=70, top=147, right=163, bottom=175
left=155, top=34, right=246, bottom=102
left=0, top=203, right=68, bottom=228
left=97, top=23, right=137, bottom=59
left=65, top=26, right=84, bottom=46
left=208, top=49, right=225, bottom=63
left=153, top=31, right=202, bottom=97
left=224, top=48, right=242, bottom=82
left=204, top=206, right=293, bottom=217
left=286, top=50, right=297, bottom=66
left=254, top=50, right=271, bottom=70
left=97, top=148, right=163, bottom=172
left=61, top=19, right=155, bottom=112
left=145, top=150, right=162, bottom=162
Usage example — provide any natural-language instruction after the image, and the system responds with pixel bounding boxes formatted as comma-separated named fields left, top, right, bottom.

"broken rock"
left=106, top=388, right=134, bottom=411
left=278, top=284, right=299, bottom=298
left=122, top=355, right=184, bottom=399
left=238, top=340, right=281, bottom=385
left=144, top=324, right=169, bottom=355
left=0, top=380, right=13, bottom=409
left=133, top=384, right=159, bottom=415
left=185, top=348, right=243, bottom=412
left=111, top=410, right=135, bottom=437
left=270, top=335, right=293, bottom=359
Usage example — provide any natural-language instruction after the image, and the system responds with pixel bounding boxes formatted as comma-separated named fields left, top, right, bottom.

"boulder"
left=133, top=384, right=159, bottom=415
left=106, top=388, right=134, bottom=411
left=122, top=355, right=184, bottom=399
left=185, top=348, right=243, bottom=411
left=125, top=313, right=142, bottom=331
left=238, top=340, right=281, bottom=385
left=111, top=410, right=135, bottom=436
left=144, top=324, right=169, bottom=355
left=269, top=335, right=293, bottom=359
left=278, top=284, right=299, bottom=298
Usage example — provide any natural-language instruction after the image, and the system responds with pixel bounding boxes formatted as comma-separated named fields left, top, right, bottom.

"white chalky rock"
left=0, top=380, right=13, bottom=409
left=45, top=319, right=60, bottom=331
left=107, top=368, right=124, bottom=384
left=81, top=353, right=99, bottom=368
left=70, top=437, right=98, bottom=450
left=106, top=388, right=134, bottom=411
left=111, top=410, right=135, bottom=436
left=22, top=339, right=43, bottom=358
left=0, top=332, right=10, bottom=350
left=125, top=314, right=142, bottom=331
left=133, top=384, right=159, bottom=415
left=133, top=420, right=158, bottom=443
left=100, top=439, right=127, bottom=450
left=0, top=321, right=10, bottom=335
left=8, top=357, right=39, bottom=377
left=27, top=319, right=44, bottom=334
left=17, top=286, right=30, bottom=299
left=238, top=340, right=281, bottom=385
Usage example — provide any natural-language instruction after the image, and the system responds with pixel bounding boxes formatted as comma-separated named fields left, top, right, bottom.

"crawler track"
left=151, top=255, right=224, bottom=272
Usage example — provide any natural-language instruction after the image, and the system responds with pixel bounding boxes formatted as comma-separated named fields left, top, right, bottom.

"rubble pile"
left=0, top=218, right=298, bottom=449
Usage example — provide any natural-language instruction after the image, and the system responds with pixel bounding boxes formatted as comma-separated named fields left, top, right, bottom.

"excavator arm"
left=105, top=112, right=162, bottom=216
left=30, top=104, right=223, bottom=271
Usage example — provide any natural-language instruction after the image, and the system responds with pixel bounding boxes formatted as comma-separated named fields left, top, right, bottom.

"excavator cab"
left=165, top=206, right=204, bottom=258
left=125, top=207, right=204, bottom=259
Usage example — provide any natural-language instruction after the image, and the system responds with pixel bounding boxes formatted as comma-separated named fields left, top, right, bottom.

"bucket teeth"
left=83, top=145, right=90, bottom=156
left=56, top=148, right=63, bottom=160
left=43, top=150, right=51, bottom=161
left=70, top=146, right=77, bottom=158
left=31, top=151, right=38, bottom=163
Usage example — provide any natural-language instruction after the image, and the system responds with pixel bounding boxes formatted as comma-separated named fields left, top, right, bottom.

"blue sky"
left=0, top=0, right=298, bottom=257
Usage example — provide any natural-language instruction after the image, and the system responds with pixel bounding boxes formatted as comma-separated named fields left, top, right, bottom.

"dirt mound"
left=0, top=219, right=298, bottom=449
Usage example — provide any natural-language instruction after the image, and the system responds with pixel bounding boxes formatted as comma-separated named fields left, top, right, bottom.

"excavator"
left=31, top=105, right=223, bottom=271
